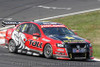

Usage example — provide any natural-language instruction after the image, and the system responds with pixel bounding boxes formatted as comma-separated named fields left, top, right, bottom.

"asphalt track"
left=0, top=0, right=100, bottom=67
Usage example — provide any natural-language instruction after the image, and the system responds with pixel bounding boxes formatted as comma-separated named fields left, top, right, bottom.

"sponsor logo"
left=63, top=40, right=85, bottom=43
left=65, top=36, right=74, bottom=40
left=29, top=40, right=43, bottom=48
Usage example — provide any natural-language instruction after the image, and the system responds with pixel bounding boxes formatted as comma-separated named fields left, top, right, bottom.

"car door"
left=21, top=23, right=34, bottom=49
left=23, top=23, right=43, bottom=52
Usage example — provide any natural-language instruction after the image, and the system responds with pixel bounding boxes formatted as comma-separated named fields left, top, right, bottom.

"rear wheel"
left=44, top=44, right=53, bottom=58
left=8, top=40, right=17, bottom=53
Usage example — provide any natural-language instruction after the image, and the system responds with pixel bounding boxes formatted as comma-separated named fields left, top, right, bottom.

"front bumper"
left=53, top=43, right=93, bottom=60
left=53, top=53, right=94, bottom=60
left=53, top=48, right=93, bottom=60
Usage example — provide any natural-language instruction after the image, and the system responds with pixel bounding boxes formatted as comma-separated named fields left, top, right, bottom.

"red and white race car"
left=2, top=21, right=94, bottom=60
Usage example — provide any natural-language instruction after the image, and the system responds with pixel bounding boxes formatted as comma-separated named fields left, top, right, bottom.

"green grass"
left=48, top=10, right=100, bottom=58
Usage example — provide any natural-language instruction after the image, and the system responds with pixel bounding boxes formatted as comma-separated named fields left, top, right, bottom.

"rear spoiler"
left=2, top=21, right=27, bottom=27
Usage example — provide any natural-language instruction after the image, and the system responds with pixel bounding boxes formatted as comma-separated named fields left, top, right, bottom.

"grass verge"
left=48, top=10, right=100, bottom=58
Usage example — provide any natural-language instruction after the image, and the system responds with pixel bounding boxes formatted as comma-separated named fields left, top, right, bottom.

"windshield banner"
left=41, top=25, right=66, bottom=28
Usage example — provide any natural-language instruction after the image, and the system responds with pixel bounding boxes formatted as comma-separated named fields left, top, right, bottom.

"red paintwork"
left=5, top=22, right=64, bottom=55
left=33, top=33, right=40, bottom=36
left=85, top=40, right=90, bottom=43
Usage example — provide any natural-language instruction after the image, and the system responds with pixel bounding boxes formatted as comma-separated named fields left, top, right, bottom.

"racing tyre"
left=44, top=44, right=53, bottom=58
left=8, top=40, right=17, bottom=53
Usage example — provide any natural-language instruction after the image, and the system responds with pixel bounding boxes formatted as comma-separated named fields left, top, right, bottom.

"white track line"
left=1, top=8, right=100, bottom=30
left=93, top=58, right=100, bottom=61
left=37, top=5, right=72, bottom=10
left=35, top=8, right=100, bottom=21
left=0, top=25, right=14, bottom=30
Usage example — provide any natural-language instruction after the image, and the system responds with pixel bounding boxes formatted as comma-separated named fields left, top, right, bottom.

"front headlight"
left=87, top=43, right=92, bottom=47
left=56, top=43, right=64, bottom=47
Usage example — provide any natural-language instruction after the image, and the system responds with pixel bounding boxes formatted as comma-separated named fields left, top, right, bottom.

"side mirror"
left=33, top=33, right=40, bottom=37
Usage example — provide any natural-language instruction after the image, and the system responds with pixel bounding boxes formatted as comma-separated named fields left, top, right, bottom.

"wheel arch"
left=43, top=43, right=54, bottom=58
left=8, top=39, right=13, bottom=43
left=42, top=43, right=54, bottom=55
left=5, top=38, right=13, bottom=46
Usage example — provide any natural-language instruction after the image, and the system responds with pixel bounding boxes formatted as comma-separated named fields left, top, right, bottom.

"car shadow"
left=9, top=52, right=99, bottom=62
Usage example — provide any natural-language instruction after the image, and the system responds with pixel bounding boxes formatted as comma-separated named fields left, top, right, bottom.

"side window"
left=28, top=24, right=40, bottom=35
left=16, top=23, right=29, bottom=33
left=16, top=24, right=24, bottom=32
left=16, top=25, right=21, bottom=32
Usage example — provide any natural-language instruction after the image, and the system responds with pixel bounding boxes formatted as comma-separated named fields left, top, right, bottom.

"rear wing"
left=2, top=21, right=27, bottom=27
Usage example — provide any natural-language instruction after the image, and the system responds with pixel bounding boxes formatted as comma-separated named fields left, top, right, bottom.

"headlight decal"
left=56, top=43, right=64, bottom=47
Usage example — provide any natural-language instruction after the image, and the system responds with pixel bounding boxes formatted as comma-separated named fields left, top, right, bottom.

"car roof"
left=34, top=21, right=63, bottom=25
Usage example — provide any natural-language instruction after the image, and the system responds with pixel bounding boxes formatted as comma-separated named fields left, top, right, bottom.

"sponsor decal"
left=64, top=40, right=85, bottom=43
left=42, top=38, right=50, bottom=42
left=57, top=49, right=64, bottom=51
left=12, top=30, right=27, bottom=49
left=29, top=40, right=43, bottom=48
left=65, top=36, right=74, bottom=40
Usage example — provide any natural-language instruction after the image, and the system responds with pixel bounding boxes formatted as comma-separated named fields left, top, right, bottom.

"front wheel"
left=8, top=40, right=17, bottom=53
left=44, top=44, right=53, bottom=58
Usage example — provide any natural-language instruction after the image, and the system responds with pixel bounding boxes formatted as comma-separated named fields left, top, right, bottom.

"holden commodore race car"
left=2, top=21, right=94, bottom=60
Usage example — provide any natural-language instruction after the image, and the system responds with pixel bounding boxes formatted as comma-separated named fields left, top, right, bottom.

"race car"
left=2, top=21, right=94, bottom=60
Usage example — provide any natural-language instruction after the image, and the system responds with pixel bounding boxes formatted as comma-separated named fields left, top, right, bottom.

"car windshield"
left=42, top=27, right=75, bottom=35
